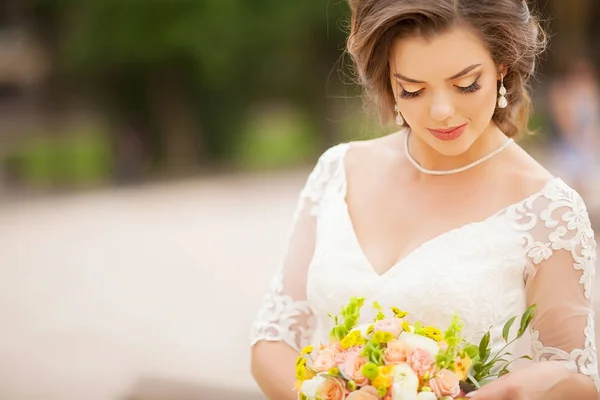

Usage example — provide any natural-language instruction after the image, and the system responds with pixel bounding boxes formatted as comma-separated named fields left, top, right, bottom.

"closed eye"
left=456, top=77, right=481, bottom=94
left=399, top=88, right=424, bottom=99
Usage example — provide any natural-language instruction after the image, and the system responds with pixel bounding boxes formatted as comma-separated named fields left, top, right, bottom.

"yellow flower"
left=295, top=364, right=306, bottom=380
left=391, top=307, right=408, bottom=319
left=295, top=357, right=315, bottom=381
left=371, top=367, right=392, bottom=388
left=328, top=367, right=340, bottom=376
left=373, top=331, right=394, bottom=344
left=366, top=324, right=375, bottom=335
left=341, top=330, right=366, bottom=349
left=455, top=354, right=473, bottom=381
left=422, top=326, right=443, bottom=342
left=401, top=321, right=411, bottom=332
left=301, top=345, right=314, bottom=355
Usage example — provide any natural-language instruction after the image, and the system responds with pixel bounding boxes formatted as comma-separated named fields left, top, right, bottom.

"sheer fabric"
left=249, top=142, right=599, bottom=389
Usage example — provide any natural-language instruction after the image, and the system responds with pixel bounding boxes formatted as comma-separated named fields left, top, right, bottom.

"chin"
left=423, top=134, right=476, bottom=157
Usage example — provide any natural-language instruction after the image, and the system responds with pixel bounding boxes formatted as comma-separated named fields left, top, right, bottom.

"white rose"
left=391, top=363, right=419, bottom=400
left=396, top=332, right=439, bottom=357
left=299, top=375, right=325, bottom=400
left=415, top=392, right=437, bottom=400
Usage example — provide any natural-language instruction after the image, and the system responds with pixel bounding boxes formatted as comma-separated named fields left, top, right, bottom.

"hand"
left=465, top=361, right=571, bottom=400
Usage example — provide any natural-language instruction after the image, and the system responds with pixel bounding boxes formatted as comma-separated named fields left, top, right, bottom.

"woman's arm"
left=249, top=145, right=346, bottom=399
left=251, top=341, right=300, bottom=400
left=474, top=182, right=599, bottom=399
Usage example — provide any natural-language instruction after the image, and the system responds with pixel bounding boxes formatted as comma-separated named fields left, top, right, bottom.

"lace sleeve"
left=510, top=180, right=599, bottom=389
left=249, top=144, right=347, bottom=353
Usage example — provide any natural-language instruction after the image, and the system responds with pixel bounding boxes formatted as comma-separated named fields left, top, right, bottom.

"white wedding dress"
left=249, top=142, right=599, bottom=390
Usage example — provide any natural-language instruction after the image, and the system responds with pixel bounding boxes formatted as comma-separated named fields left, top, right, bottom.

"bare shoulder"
left=344, top=130, right=404, bottom=174
left=499, top=141, right=558, bottom=199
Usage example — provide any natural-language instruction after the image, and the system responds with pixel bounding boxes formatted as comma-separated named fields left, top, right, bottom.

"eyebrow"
left=393, top=63, right=482, bottom=84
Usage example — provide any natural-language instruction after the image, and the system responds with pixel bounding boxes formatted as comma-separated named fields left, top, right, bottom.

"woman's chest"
left=306, top=209, right=528, bottom=338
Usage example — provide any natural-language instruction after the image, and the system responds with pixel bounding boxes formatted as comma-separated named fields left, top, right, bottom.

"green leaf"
left=372, top=301, right=382, bottom=310
left=463, top=344, right=480, bottom=361
left=344, top=318, right=355, bottom=330
left=346, top=303, right=357, bottom=316
left=518, top=304, right=536, bottom=337
left=473, top=362, right=483, bottom=375
left=478, top=331, right=490, bottom=361
left=502, top=316, right=517, bottom=343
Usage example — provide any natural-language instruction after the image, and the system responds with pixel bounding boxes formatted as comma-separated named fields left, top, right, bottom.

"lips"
left=428, top=123, right=467, bottom=141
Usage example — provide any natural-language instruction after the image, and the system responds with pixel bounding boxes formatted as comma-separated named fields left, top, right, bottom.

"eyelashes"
left=399, top=78, right=482, bottom=100
left=457, top=79, right=481, bottom=94
left=399, top=89, right=423, bottom=100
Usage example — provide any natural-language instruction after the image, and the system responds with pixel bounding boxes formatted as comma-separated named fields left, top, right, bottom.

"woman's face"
left=389, top=26, right=504, bottom=156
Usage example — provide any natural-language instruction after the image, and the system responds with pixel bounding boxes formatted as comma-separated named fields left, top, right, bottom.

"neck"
left=405, top=123, right=508, bottom=172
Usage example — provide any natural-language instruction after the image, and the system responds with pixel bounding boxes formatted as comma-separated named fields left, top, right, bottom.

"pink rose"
left=341, top=352, right=369, bottom=386
left=335, top=345, right=364, bottom=364
left=406, top=348, right=435, bottom=378
left=314, top=347, right=338, bottom=372
left=383, top=339, right=408, bottom=365
left=374, top=318, right=402, bottom=337
left=430, top=369, right=460, bottom=398
left=346, top=385, right=379, bottom=400
left=316, top=376, right=346, bottom=400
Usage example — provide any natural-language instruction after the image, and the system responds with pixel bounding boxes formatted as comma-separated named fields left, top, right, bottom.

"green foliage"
left=468, top=304, right=537, bottom=387
left=435, top=316, right=465, bottom=371
left=328, top=297, right=365, bottom=342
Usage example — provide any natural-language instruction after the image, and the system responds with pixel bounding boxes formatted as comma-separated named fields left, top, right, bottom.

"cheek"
left=460, top=86, right=497, bottom=121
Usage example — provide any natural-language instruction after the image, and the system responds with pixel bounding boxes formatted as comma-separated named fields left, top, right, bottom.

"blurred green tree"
left=30, top=0, right=351, bottom=173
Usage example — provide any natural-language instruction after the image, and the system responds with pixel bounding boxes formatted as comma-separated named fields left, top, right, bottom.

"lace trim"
left=250, top=264, right=315, bottom=352
left=503, top=179, right=599, bottom=388
left=530, top=313, right=599, bottom=390
left=295, top=143, right=349, bottom=220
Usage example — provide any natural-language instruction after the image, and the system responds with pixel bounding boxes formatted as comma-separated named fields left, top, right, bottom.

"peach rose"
left=346, top=385, right=379, bottom=400
left=314, top=347, right=338, bottom=372
left=316, top=376, right=346, bottom=400
left=430, top=369, right=460, bottom=398
left=383, top=339, right=408, bottom=365
left=407, top=348, right=435, bottom=378
left=374, top=318, right=402, bottom=337
left=341, top=352, right=369, bottom=386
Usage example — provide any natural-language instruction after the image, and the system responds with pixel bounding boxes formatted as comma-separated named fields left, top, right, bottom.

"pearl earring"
left=497, top=73, right=508, bottom=109
left=394, top=104, right=404, bottom=126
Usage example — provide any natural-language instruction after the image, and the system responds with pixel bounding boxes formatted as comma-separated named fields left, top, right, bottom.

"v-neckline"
left=337, top=143, right=561, bottom=277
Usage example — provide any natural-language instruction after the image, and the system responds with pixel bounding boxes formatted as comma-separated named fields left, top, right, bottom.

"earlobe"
left=497, top=65, right=508, bottom=80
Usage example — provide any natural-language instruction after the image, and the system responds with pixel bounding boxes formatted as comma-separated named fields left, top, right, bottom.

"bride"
left=249, top=1, right=598, bottom=399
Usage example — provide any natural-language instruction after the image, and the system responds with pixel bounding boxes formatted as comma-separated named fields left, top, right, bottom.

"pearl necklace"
left=404, top=130, right=514, bottom=176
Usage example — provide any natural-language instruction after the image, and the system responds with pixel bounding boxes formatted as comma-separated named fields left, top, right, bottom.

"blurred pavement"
left=0, top=166, right=599, bottom=400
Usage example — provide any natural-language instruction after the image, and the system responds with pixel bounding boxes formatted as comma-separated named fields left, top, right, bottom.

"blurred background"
left=1, top=0, right=599, bottom=399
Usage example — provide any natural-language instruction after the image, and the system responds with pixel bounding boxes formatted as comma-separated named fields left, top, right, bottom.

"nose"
left=429, top=92, right=455, bottom=122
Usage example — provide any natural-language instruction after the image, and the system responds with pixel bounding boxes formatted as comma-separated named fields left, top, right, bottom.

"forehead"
left=389, top=26, right=493, bottom=78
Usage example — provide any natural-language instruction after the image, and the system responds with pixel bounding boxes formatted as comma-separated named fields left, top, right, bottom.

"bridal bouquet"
left=295, top=297, right=535, bottom=400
